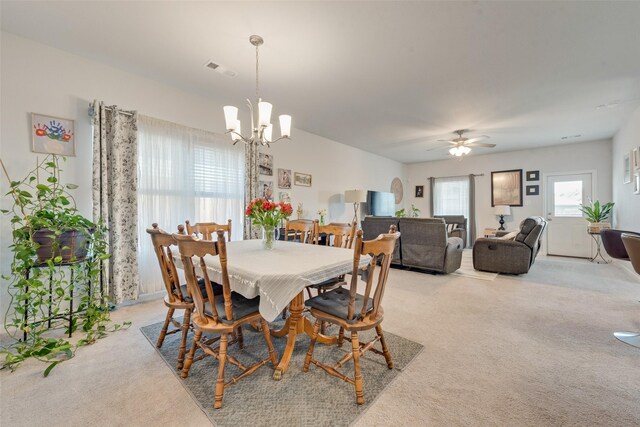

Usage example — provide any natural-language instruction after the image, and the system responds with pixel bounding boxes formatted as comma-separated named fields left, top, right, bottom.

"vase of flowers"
left=245, top=198, right=293, bottom=250
left=318, top=209, right=327, bottom=225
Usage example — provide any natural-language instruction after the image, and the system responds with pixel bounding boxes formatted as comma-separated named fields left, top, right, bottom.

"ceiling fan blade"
left=464, top=135, right=489, bottom=144
left=426, top=144, right=452, bottom=152
left=437, top=139, right=459, bottom=145
left=466, top=142, right=496, bottom=148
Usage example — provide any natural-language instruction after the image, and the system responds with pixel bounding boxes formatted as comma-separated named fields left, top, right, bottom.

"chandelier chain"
left=255, top=43, right=260, bottom=103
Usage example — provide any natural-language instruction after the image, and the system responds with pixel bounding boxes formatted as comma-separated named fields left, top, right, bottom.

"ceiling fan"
left=427, top=129, right=496, bottom=156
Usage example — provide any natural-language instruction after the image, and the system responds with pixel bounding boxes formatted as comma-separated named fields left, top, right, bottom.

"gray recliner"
left=361, top=216, right=463, bottom=273
left=434, top=215, right=468, bottom=248
left=473, top=216, right=547, bottom=274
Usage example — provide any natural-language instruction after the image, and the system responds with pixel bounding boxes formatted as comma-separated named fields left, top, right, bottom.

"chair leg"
left=306, top=287, right=313, bottom=299
left=261, top=318, right=279, bottom=367
left=376, top=324, right=393, bottom=369
left=214, top=334, right=229, bottom=409
left=351, top=331, right=365, bottom=405
left=281, top=307, right=288, bottom=320
left=303, top=319, right=321, bottom=372
left=236, top=325, right=244, bottom=349
left=156, top=307, right=175, bottom=348
left=181, top=329, right=201, bottom=379
left=337, top=327, right=345, bottom=347
left=177, top=308, right=191, bottom=370
left=320, top=321, right=326, bottom=335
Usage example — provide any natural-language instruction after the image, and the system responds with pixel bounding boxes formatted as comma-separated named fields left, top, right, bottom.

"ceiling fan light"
left=449, top=147, right=459, bottom=156
left=460, top=146, right=471, bottom=155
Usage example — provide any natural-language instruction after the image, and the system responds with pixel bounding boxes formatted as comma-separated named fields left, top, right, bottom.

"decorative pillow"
left=499, top=231, right=519, bottom=240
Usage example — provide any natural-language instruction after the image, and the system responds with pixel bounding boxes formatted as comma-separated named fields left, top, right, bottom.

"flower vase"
left=262, top=225, right=278, bottom=250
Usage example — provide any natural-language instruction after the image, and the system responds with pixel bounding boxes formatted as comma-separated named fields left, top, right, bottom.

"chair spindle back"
left=347, top=225, right=400, bottom=322
left=147, top=223, right=184, bottom=303
left=185, top=219, right=232, bottom=241
left=285, top=219, right=316, bottom=244
left=315, top=222, right=356, bottom=249
left=174, top=230, right=233, bottom=324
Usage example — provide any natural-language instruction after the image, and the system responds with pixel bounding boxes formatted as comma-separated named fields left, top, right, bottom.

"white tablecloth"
left=175, top=240, right=371, bottom=322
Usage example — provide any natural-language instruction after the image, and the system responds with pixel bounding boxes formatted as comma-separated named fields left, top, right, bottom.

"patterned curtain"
left=244, top=143, right=260, bottom=240
left=91, top=100, right=140, bottom=304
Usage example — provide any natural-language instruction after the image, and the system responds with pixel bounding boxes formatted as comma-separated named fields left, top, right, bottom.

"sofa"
left=361, top=216, right=464, bottom=273
left=472, top=216, right=547, bottom=274
left=433, top=215, right=467, bottom=248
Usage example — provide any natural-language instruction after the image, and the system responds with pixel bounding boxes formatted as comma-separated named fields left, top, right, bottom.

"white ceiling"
left=2, top=1, right=640, bottom=163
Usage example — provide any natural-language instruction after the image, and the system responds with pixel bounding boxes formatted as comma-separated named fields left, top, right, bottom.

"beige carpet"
left=451, top=249, right=498, bottom=281
left=2, top=255, right=640, bottom=426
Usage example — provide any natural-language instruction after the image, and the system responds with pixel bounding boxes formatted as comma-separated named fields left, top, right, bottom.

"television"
left=366, top=191, right=395, bottom=216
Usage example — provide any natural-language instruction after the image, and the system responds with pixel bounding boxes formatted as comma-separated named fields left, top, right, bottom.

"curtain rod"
left=428, top=173, right=484, bottom=179
left=87, top=103, right=135, bottom=117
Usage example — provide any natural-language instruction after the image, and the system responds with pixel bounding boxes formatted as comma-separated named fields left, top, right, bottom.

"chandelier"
left=223, top=35, right=291, bottom=147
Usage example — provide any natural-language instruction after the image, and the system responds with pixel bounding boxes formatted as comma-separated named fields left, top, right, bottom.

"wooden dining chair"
left=146, top=223, right=222, bottom=370
left=284, top=219, right=316, bottom=244
left=308, top=222, right=356, bottom=295
left=185, top=219, right=232, bottom=241
left=303, top=227, right=400, bottom=405
left=176, top=230, right=278, bottom=409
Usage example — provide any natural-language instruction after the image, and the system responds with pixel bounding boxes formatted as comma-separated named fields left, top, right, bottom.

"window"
left=433, top=176, right=470, bottom=217
left=137, top=115, right=244, bottom=294
left=553, top=180, right=583, bottom=217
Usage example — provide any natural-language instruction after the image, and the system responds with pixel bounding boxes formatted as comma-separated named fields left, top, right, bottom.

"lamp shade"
left=494, top=205, right=511, bottom=216
left=223, top=106, right=238, bottom=131
left=258, top=101, right=272, bottom=127
left=279, top=114, right=291, bottom=137
left=345, top=190, right=368, bottom=204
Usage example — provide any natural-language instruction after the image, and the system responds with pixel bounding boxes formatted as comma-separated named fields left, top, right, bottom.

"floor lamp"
left=345, top=190, right=367, bottom=228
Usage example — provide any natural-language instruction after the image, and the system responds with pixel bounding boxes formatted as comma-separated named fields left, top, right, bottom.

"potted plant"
left=1, top=155, right=125, bottom=376
left=395, top=204, right=420, bottom=218
left=579, top=199, right=614, bottom=234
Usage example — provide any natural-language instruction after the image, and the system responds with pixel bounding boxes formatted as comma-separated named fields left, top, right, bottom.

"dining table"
left=174, top=239, right=371, bottom=380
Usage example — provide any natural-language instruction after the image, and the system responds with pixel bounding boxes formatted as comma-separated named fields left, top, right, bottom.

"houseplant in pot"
left=1, top=155, right=126, bottom=376
left=579, top=199, right=614, bottom=233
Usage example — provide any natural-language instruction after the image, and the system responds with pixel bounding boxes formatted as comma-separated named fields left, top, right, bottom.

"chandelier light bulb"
left=279, top=115, right=291, bottom=137
left=258, top=101, right=272, bottom=127
left=223, top=106, right=238, bottom=131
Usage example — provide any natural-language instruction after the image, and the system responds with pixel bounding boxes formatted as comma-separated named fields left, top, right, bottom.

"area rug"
left=451, top=249, right=498, bottom=281
left=140, top=317, right=423, bottom=427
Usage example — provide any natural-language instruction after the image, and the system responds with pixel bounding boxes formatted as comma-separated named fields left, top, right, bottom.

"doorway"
left=545, top=172, right=594, bottom=258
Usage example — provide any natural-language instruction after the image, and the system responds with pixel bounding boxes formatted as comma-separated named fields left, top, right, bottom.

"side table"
left=588, top=231, right=610, bottom=264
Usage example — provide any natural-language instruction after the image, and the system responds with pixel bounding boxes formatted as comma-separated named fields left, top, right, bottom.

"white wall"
left=406, top=139, right=613, bottom=238
left=0, top=32, right=405, bottom=316
left=612, top=104, right=640, bottom=231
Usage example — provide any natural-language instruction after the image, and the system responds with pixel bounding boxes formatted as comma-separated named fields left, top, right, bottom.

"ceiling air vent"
left=204, top=61, right=237, bottom=78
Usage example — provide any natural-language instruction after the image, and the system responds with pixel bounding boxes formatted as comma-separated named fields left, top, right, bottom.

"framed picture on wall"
left=526, top=170, right=540, bottom=181
left=258, top=152, right=273, bottom=176
left=294, top=172, right=312, bottom=187
left=415, top=185, right=424, bottom=198
left=633, top=147, right=640, bottom=171
left=491, top=169, right=523, bottom=207
left=259, top=180, right=274, bottom=201
left=624, top=152, right=632, bottom=184
left=526, top=185, right=539, bottom=196
left=278, top=168, right=292, bottom=189
left=635, top=173, right=640, bottom=195
left=31, top=113, right=75, bottom=156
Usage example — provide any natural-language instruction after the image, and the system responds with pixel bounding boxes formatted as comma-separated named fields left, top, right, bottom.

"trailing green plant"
left=1, top=155, right=129, bottom=376
left=578, top=199, right=614, bottom=223
left=395, top=204, right=421, bottom=218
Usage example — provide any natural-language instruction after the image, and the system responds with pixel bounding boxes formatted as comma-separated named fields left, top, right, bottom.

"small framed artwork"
left=259, top=180, right=274, bottom=201
left=278, top=168, right=292, bottom=189
left=491, top=169, right=523, bottom=207
left=624, top=152, right=632, bottom=184
left=635, top=173, right=640, bottom=195
left=526, top=170, right=539, bottom=181
left=294, top=172, right=312, bottom=187
left=633, top=148, right=640, bottom=171
left=258, top=152, right=273, bottom=176
left=278, top=191, right=291, bottom=203
left=526, top=185, right=539, bottom=196
left=415, top=185, right=424, bottom=198
left=31, top=113, right=75, bottom=156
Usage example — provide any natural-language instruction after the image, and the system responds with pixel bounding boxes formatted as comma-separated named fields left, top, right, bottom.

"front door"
left=546, top=172, right=593, bottom=258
